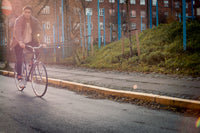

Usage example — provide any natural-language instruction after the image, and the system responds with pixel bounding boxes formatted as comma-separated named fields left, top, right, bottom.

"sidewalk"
left=45, top=65, right=200, bottom=101
left=1, top=62, right=199, bottom=101
left=1, top=62, right=200, bottom=110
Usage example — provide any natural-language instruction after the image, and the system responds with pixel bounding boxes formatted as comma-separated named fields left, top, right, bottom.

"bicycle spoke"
left=31, top=62, right=48, bottom=97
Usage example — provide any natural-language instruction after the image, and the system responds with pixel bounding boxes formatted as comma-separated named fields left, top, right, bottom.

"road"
left=0, top=75, right=199, bottom=133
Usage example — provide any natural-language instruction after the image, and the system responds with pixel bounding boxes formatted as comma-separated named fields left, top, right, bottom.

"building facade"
left=6, top=0, right=200, bottom=46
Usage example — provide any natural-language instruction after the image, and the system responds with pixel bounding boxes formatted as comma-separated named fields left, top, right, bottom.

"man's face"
left=23, top=9, right=32, bottom=19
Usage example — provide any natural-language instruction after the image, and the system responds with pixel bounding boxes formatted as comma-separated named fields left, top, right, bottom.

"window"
left=175, top=2, right=179, bottom=8
left=197, top=8, right=200, bottom=16
left=164, top=12, right=168, bottom=18
left=112, top=35, right=116, bottom=41
left=100, top=22, right=104, bottom=30
left=130, top=0, right=136, bottom=4
left=175, top=12, right=178, bottom=17
left=121, top=10, right=126, bottom=17
left=42, top=6, right=50, bottom=14
left=130, top=23, right=136, bottom=30
left=99, top=8, right=104, bottom=16
left=110, top=23, right=117, bottom=31
left=141, top=11, right=146, bottom=17
left=46, top=21, right=51, bottom=30
left=60, top=7, right=62, bottom=14
left=46, top=36, right=51, bottom=44
left=99, top=0, right=104, bottom=2
left=109, top=0, right=115, bottom=3
left=87, top=22, right=93, bottom=30
left=120, top=0, right=125, bottom=4
left=186, top=3, right=188, bottom=9
left=153, top=11, right=156, bottom=18
left=164, top=0, right=169, bottom=7
left=101, top=36, right=104, bottom=42
left=73, top=7, right=80, bottom=15
left=142, top=23, right=146, bottom=30
left=73, top=23, right=80, bottom=30
left=109, top=9, right=115, bottom=16
left=140, top=0, right=145, bottom=5
left=152, top=0, right=157, bottom=6
left=85, top=0, right=92, bottom=1
left=86, top=8, right=92, bottom=15
left=42, top=21, right=50, bottom=30
left=130, top=10, right=136, bottom=17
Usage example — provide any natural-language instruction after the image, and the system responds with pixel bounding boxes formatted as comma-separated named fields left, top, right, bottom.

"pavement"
left=0, top=62, right=200, bottom=110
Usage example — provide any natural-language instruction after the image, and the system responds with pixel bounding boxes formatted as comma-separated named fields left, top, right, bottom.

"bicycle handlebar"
left=25, top=44, right=45, bottom=50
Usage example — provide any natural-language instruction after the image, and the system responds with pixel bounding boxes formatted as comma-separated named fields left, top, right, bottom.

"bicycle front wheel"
left=31, top=62, right=48, bottom=97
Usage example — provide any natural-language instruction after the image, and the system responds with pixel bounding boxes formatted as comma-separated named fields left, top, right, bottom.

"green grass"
left=79, top=21, right=200, bottom=77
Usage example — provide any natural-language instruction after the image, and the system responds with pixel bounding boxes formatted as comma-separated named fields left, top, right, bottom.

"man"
left=10, top=5, right=42, bottom=80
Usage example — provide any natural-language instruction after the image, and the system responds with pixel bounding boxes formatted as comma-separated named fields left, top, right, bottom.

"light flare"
left=133, top=84, right=137, bottom=89
left=196, top=117, right=200, bottom=128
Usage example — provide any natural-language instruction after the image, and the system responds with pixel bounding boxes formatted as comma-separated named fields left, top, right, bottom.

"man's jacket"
left=10, top=15, right=42, bottom=50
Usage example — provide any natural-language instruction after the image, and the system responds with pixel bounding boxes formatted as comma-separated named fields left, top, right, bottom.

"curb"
left=1, top=70, right=200, bottom=111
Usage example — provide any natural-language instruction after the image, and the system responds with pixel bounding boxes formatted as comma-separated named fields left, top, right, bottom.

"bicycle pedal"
left=20, top=86, right=26, bottom=89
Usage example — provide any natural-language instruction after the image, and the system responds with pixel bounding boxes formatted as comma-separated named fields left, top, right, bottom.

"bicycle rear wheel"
left=31, top=62, right=48, bottom=97
left=14, top=63, right=27, bottom=91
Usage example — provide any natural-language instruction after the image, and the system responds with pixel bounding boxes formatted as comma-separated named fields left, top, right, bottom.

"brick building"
left=6, top=0, right=200, bottom=46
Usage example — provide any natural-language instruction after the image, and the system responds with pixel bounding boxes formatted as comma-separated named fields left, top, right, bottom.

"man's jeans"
left=14, top=41, right=39, bottom=76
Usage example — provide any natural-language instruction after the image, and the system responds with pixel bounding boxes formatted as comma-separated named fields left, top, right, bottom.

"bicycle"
left=14, top=44, right=48, bottom=97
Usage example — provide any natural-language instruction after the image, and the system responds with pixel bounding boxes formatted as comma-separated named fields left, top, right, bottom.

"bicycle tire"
left=31, top=62, right=48, bottom=97
left=14, top=63, right=27, bottom=91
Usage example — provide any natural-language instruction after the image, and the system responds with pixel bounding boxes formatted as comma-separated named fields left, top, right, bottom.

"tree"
left=125, top=0, right=133, bottom=57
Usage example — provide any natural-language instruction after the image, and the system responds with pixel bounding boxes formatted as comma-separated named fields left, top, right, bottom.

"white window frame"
left=120, top=0, right=125, bottom=4
left=42, top=6, right=50, bottom=14
left=152, top=0, right=157, bottom=6
left=197, top=8, right=200, bottom=16
left=164, top=0, right=169, bottom=7
left=73, top=7, right=80, bottom=15
left=109, top=9, right=115, bottom=16
left=46, top=36, right=51, bottom=44
left=121, top=10, right=126, bottom=17
left=85, top=0, right=92, bottom=1
left=101, top=35, right=104, bottom=43
left=99, top=8, right=104, bottom=16
left=46, top=21, right=51, bottom=30
left=140, top=0, right=145, bottom=5
left=86, top=8, right=92, bottom=16
left=130, top=0, right=136, bottom=5
left=142, top=23, right=146, bottom=31
left=153, top=11, right=156, bottom=18
left=141, top=11, right=146, bottom=17
left=175, top=2, right=179, bottom=8
left=130, top=23, right=136, bottom=30
left=130, top=10, right=136, bottom=17
left=164, top=12, right=168, bottom=17
left=186, top=3, right=188, bottom=9
left=109, top=0, right=115, bottom=3
left=86, top=22, right=93, bottom=30
left=100, top=22, right=104, bottom=30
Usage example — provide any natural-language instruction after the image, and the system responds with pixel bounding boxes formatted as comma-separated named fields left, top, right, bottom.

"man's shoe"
left=18, top=79, right=26, bottom=89
left=17, top=75, right=22, bottom=81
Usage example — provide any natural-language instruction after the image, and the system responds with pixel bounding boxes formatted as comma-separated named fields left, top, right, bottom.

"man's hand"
left=19, top=41, right=25, bottom=49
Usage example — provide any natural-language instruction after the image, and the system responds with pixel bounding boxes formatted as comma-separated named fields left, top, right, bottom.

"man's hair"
left=23, top=5, right=33, bottom=12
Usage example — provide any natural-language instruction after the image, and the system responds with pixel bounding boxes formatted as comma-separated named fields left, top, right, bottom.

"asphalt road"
left=0, top=75, right=199, bottom=133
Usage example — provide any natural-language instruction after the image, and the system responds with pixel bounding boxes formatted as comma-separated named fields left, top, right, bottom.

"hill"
left=79, top=21, right=200, bottom=77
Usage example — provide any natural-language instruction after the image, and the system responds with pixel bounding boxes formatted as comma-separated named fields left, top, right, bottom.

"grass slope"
left=80, top=21, right=200, bottom=77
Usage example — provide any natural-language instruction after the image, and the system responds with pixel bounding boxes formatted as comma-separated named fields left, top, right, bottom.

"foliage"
left=79, top=21, right=200, bottom=77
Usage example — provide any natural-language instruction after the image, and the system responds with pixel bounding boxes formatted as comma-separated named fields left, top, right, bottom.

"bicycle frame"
left=23, top=44, right=41, bottom=81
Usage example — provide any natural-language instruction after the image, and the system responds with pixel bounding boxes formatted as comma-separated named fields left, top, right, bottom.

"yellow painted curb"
left=1, top=70, right=200, bottom=110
